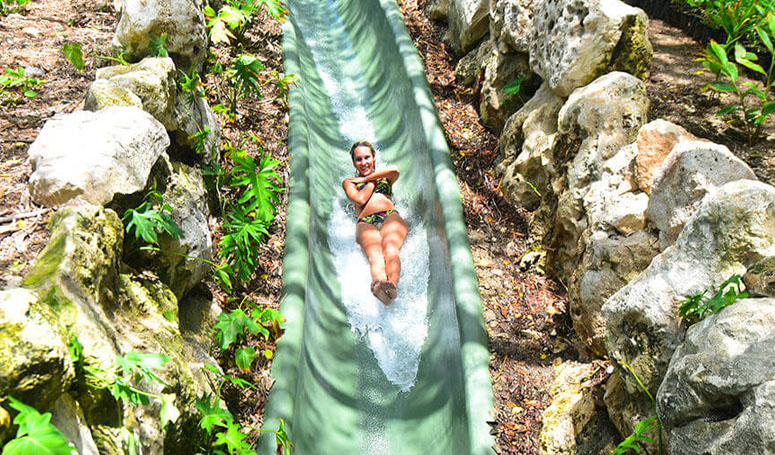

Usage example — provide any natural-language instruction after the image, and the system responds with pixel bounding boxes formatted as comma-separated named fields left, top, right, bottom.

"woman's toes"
left=381, top=281, right=397, bottom=300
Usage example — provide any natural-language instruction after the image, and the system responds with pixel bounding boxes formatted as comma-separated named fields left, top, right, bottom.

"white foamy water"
left=291, top=0, right=431, bottom=392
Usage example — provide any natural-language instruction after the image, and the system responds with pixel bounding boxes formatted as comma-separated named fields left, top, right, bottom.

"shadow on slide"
left=259, top=0, right=494, bottom=454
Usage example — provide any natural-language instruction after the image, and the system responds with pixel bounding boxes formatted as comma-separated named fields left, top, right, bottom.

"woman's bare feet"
left=370, top=280, right=395, bottom=305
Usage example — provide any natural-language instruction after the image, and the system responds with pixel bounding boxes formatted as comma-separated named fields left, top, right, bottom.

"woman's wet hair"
left=349, top=140, right=376, bottom=160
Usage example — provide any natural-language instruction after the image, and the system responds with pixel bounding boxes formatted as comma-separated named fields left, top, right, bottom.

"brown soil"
left=1, top=0, right=773, bottom=454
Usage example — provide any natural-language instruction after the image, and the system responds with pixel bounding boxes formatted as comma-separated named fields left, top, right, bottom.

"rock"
left=170, top=93, right=221, bottom=161
left=657, top=298, right=775, bottom=455
left=633, top=120, right=697, bottom=194
left=0, top=288, right=74, bottom=413
left=528, top=0, right=651, bottom=97
left=479, top=45, right=539, bottom=133
left=113, top=0, right=208, bottom=72
left=603, top=180, right=775, bottom=436
left=27, top=107, right=169, bottom=207
left=22, top=204, right=216, bottom=454
left=446, top=0, right=490, bottom=53
left=603, top=369, right=663, bottom=447
left=85, top=57, right=177, bottom=130
left=50, top=393, right=100, bottom=455
left=498, top=82, right=564, bottom=209
left=489, top=0, right=535, bottom=53
left=551, top=72, right=648, bottom=276
left=454, top=39, right=491, bottom=87
left=646, top=141, right=756, bottom=250
left=424, top=0, right=449, bottom=21
left=539, top=361, right=603, bottom=455
left=138, top=156, right=213, bottom=299
left=743, top=256, right=775, bottom=297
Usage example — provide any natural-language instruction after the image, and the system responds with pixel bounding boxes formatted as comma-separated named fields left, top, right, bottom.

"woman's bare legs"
left=380, top=212, right=408, bottom=299
left=356, top=222, right=389, bottom=301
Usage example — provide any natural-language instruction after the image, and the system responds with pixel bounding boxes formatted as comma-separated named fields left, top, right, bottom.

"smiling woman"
left=341, top=140, right=409, bottom=305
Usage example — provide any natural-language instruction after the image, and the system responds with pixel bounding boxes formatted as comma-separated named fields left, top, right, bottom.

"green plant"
left=96, top=49, right=130, bottom=66
left=204, top=0, right=287, bottom=45
left=612, top=362, right=664, bottom=455
left=697, top=12, right=775, bottom=144
left=214, top=298, right=283, bottom=371
left=62, top=42, right=85, bottom=72
left=678, top=273, right=748, bottom=323
left=1, top=397, right=74, bottom=455
left=122, top=189, right=183, bottom=247
left=196, top=366, right=292, bottom=454
left=148, top=32, right=169, bottom=58
left=226, top=53, right=264, bottom=111
left=0, top=67, right=43, bottom=99
left=0, top=0, right=31, bottom=15
left=273, top=71, right=299, bottom=108
left=503, top=76, right=525, bottom=101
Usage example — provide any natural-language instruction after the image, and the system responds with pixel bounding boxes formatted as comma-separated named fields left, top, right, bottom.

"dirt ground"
left=1, top=0, right=773, bottom=454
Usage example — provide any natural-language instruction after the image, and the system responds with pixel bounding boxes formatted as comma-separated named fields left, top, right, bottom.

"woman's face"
left=352, top=145, right=375, bottom=177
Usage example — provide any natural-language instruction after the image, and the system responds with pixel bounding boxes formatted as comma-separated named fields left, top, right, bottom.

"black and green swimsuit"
left=355, top=179, right=397, bottom=228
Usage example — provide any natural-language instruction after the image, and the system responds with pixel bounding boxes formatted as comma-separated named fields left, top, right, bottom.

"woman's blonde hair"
left=349, top=140, right=376, bottom=161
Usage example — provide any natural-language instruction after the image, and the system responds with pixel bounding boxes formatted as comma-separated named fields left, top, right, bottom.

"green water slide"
left=258, top=0, right=494, bottom=453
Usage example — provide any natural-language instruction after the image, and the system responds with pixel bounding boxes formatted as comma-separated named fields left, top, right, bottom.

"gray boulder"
left=424, top=0, right=449, bottom=21
left=646, top=141, right=756, bottom=250
left=603, top=180, right=775, bottom=436
left=498, top=82, right=564, bottom=210
left=447, top=0, right=490, bottom=53
left=528, top=0, right=651, bottom=97
left=171, top=93, right=222, bottom=161
left=85, top=57, right=177, bottom=130
left=657, top=298, right=775, bottom=455
left=113, top=0, right=208, bottom=72
left=632, top=119, right=697, bottom=194
left=454, top=39, right=492, bottom=87
left=489, top=0, right=534, bottom=53
left=27, top=107, right=169, bottom=207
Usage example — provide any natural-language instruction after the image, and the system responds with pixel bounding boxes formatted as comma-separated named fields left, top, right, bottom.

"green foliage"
left=1, top=397, right=74, bottom=455
left=148, top=32, right=169, bottom=58
left=503, top=76, right=525, bottom=101
left=214, top=298, right=283, bottom=370
left=96, top=49, right=130, bottom=66
left=612, top=362, right=664, bottom=455
left=274, top=72, right=299, bottom=108
left=678, top=273, right=748, bottom=323
left=123, top=190, right=183, bottom=247
left=226, top=53, right=264, bottom=111
left=62, top=42, right=84, bottom=72
left=0, top=0, right=30, bottom=15
left=612, top=417, right=658, bottom=455
left=204, top=0, right=287, bottom=45
left=230, top=149, right=280, bottom=221
left=696, top=12, right=775, bottom=144
left=0, top=67, right=43, bottom=99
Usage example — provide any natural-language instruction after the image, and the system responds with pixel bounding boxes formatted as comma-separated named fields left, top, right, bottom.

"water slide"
left=258, top=0, right=494, bottom=453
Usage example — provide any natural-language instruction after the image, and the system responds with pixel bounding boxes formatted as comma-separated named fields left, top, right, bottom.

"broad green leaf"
left=210, top=19, right=235, bottom=45
left=742, top=85, right=766, bottom=100
left=257, top=0, right=287, bottom=20
left=3, top=398, right=74, bottom=455
left=708, top=81, right=737, bottom=93
left=733, top=42, right=745, bottom=61
left=214, top=309, right=250, bottom=350
left=503, top=76, right=524, bottom=98
left=62, top=42, right=84, bottom=72
left=235, top=346, right=256, bottom=371
left=195, top=393, right=233, bottom=435
left=761, top=101, right=775, bottom=118
left=716, top=105, right=741, bottom=116
left=213, top=421, right=256, bottom=455
left=757, top=26, right=774, bottom=53
left=159, top=394, right=180, bottom=430
left=737, top=58, right=766, bottom=76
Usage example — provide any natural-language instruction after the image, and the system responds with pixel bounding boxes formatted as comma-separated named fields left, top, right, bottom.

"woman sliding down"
left=342, top=140, right=408, bottom=305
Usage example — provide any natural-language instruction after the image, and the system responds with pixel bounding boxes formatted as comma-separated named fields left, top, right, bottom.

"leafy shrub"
left=122, top=189, right=183, bottom=248
left=148, top=32, right=169, bottom=58
left=204, top=0, right=288, bottom=45
left=678, top=273, right=748, bottom=323
left=1, top=397, right=74, bottom=455
left=0, top=0, right=30, bottom=15
left=612, top=362, right=664, bottom=455
left=214, top=299, right=283, bottom=371
left=696, top=11, right=775, bottom=144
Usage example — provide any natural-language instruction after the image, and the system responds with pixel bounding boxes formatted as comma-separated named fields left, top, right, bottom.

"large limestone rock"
left=171, top=93, right=222, bottom=161
left=85, top=57, right=177, bottom=130
left=447, top=0, right=490, bottom=53
left=551, top=72, right=648, bottom=278
left=489, top=0, right=534, bottom=53
left=22, top=204, right=216, bottom=455
left=113, top=0, right=208, bottom=72
left=0, top=288, right=74, bottom=413
left=603, top=180, right=775, bottom=436
left=646, top=141, right=756, bottom=250
left=539, top=361, right=616, bottom=455
left=425, top=0, right=449, bottom=21
left=27, top=107, right=169, bottom=207
left=479, top=45, right=539, bottom=133
left=528, top=0, right=651, bottom=97
left=632, top=120, right=697, bottom=195
left=657, top=298, right=775, bottom=455
left=498, top=82, right=564, bottom=210
left=136, top=156, right=213, bottom=299
left=50, top=393, right=100, bottom=455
